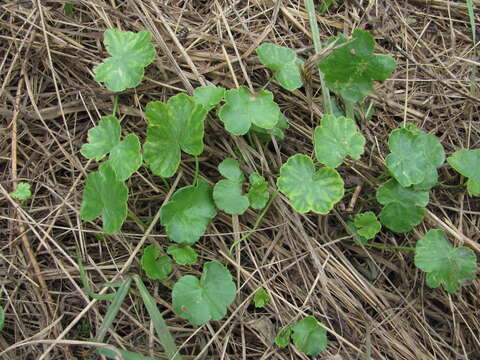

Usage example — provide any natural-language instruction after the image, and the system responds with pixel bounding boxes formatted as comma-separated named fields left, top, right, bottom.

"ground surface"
left=1, top=0, right=480, bottom=359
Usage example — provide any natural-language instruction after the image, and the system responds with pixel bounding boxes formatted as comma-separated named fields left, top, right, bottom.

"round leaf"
left=94, top=29, right=156, bottom=92
left=172, top=261, right=236, bottom=325
left=275, top=326, right=292, bottom=348
left=256, top=43, right=304, bottom=91
left=379, top=203, right=424, bottom=233
left=376, top=179, right=429, bottom=207
left=414, top=229, right=477, bottom=293
left=193, top=85, right=225, bottom=109
left=140, top=245, right=172, bottom=281
left=277, top=154, right=344, bottom=214
left=167, top=245, right=198, bottom=265
left=218, top=158, right=244, bottom=182
left=218, top=87, right=281, bottom=135
left=353, top=211, right=381, bottom=240
left=160, top=181, right=217, bottom=245
left=80, top=162, right=128, bottom=234
left=291, top=316, right=327, bottom=356
left=314, top=114, right=365, bottom=168
left=108, top=134, right=142, bottom=181
left=247, top=173, right=269, bottom=210
left=80, top=115, right=121, bottom=161
left=447, top=149, right=480, bottom=196
left=253, top=288, right=270, bottom=308
left=10, top=182, right=32, bottom=201
left=213, top=179, right=250, bottom=215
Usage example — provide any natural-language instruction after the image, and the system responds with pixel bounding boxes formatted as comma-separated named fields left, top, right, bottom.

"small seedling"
left=256, top=43, right=304, bottom=91
left=167, top=245, right=198, bottom=265
left=353, top=211, right=381, bottom=240
left=277, top=154, right=344, bottom=214
left=253, top=288, right=270, bottom=308
left=314, top=114, right=365, bottom=168
left=447, top=148, right=480, bottom=196
left=10, top=182, right=31, bottom=201
left=140, top=245, right=172, bottom=281
left=172, top=261, right=236, bottom=325
left=414, top=229, right=477, bottom=293
left=94, top=29, right=156, bottom=92
left=160, top=180, right=217, bottom=245
left=275, top=316, right=327, bottom=356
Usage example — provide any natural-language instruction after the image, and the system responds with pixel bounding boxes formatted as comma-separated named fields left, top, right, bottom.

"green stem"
left=229, top=191, right=278, bottom=252
left=194, top=155, right=200, bottom=186
left=128, top=210, right=147, bottom=231
left=112, top=95, right=119, bottom=116
left=362, top=242, right=414, bottom=252
left=345, top=100, right=355, bottom=120
left=305, top=0, right=332, bottom=115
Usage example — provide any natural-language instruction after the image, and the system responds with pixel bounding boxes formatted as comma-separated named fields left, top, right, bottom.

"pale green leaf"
left=256, top=43, right=304, bottom=91
left=167, top=245, right=198, bottom=265
left=319, top=29, right=396, bottom=103
left=353, top=211, right=381, bottom=240
left=213, top=180, right=249, bottom=215
left=275, top=326, right=292, bottom=348
left=80, top=162, right=128, bottom=234
left=172, top=261, right=236, bottom=325
left=447, top=149, right=480, bottom=196
left=144, top=94, right=207, bottom=178
left=414, top=229, right=477, bottom=293
left=94, top=29, right=156, bottom=92
left=247, top=173, right=269, bottom=210
left=10, top=182, right=31, bottom=201
left=251, top=113, right=289, bottom=141
left=314, top=114, right=365, bottom=168
left=218, top=86, right=281, bottom=135
left=291, top=316, right=327, bottom=356
left=108, top=134, right=142, bottom=181
left=218, top=158, right=244, bottom=182
left=140, top=245, right=172, bottom=281
left=193, top=85, right=225, bottom=109
left=277, top=154, right=344, bottom=214
left=253, top=288, right=270, bottom=308
left=160, top=180, right=216, bottom=245
left=80, top=115, right=121, bottom=161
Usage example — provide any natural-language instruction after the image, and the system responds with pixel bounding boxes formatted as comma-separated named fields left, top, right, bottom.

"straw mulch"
left=1, top=0, right=479, bottom=359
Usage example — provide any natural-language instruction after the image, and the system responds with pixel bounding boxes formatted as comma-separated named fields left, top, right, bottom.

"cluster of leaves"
left=10, top=182, right=32, bottom=201
left=275, top=316, right=328, bottom=356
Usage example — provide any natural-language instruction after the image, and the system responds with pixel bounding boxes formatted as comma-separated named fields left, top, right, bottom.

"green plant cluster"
left=73, top=27, right=478, bottom=359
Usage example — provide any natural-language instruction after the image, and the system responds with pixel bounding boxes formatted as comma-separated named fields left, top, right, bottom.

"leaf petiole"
left=194, top=155, right=200, bottom=186
left=362, top=242, right=414, bottom=252
left=112, top=95, right=119, bottom=116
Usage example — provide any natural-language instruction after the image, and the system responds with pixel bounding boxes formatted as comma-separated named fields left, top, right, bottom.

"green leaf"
left=353, top=212, right=381, bottom=240
left=144, top=94, right=207, bottom=178
left=64, top=3, right=74, bottom=16
left=247, top=173, right=269, bottom=210
left=447, top=149, right=480, bottom=196
left=314, top=114, right=366, bottom=168
left=277, top=154, right=344, bottom=214
left=251, top=113, right=289, bottom=141
left=160, top=180, right=216, bottom=245
left=218, top=86, right=281, bottom=135
left=414, top=229, right=477, bottom=293
left=291, top=316, right=328, bottom=356
left=80, top=162, right=128, bottom=234
left=376, top=179, right=428, bottom=233
left=167, top=245, right=198, bottom=265
left=140, top=245, right=172, bottom=281
left=108, top=134, right=142, bottom=181
left=253, top=288, right=270, bottom=308
left=385, top=127, right=444, bottom=187
left=94, top=29, right=156, bottom=92
left=213, top=158, right=249, bottom=215
left=275, top=326, right=292, bottom=348
left=319, top=29, right=396, bottom=103
left=256, top=43, right=304, bottom=91
left=172, top=261, right=236, bottom=325
left=193, top=85, right=225, bottom=109
left=10, top=182, right=31, bottom=201
left=80, top=115, right=121, bottom=161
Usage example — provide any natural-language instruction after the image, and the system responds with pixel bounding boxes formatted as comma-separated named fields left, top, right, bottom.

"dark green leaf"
left=108, top=133, right=142, bottom=181
left=140, top=245, right=172, bottom=281
left=253, top=288, right=270, bottom=308
left=353, top=211, right=381, bottom=240
left=247, top=173, right=269, bottom=210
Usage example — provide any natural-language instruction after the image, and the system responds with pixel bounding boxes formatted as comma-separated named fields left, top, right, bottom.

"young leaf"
left=213, top=158, right=249, bottom=215
left=80, top=115, right=121, bottom=161
left=160, top=180, right=216, bottom=245
left=319, top=29, right=396, bottom=103
left=277, top=154, right=344, bottom=214
left=385, top=127, right=444, bottom=188
left=218, top=86, right=281, bottom=135
left=80, top=162, right=128, bottom=234
left=193, top=85, right=225, bottom=109
left=314, top=114, right=366, bottom=168
left=172, top=261, right=236, bottom=325
left=167, top=245, right=198, bottom=265
left=256, top=43, right=304, bottom=91
left=140, top=245, right=172, bottom=281
left=291, top=316, right=327, bottom=356
left=253, top=288, right=270, bottom=308
left=447, top=148, right=480, bottom=196
left=414, top=229, right=477, bottom=293
left=10, top=182, right=32, bottom=201
left=247, top=173, right=269, bottom=210
left=376, top=179, right=428, bottom=233
left=108, top=134, right=142, bottom=181
left=144, top=94, right=207, bottom=178
left=275, top=326, right=292, bottom=348
left=94, top=29, right=156, bottom=92
left=353, top=212, right=381, bottom=240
